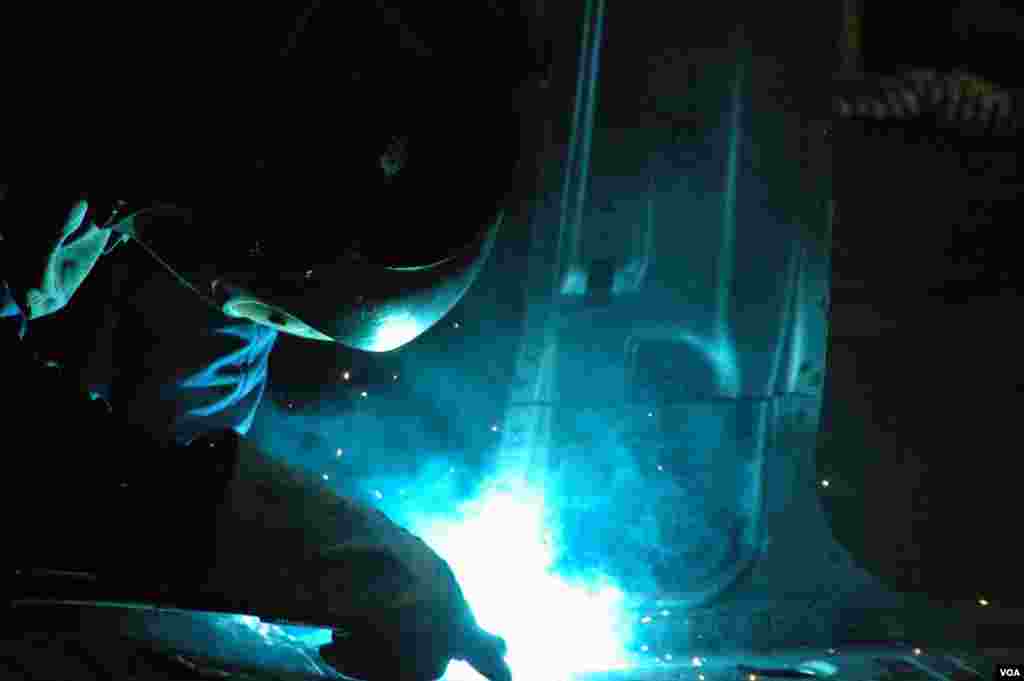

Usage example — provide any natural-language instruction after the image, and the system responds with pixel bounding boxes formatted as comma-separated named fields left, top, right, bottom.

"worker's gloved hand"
left=304, top=503, right=511, bottom=681
left=318, top=548, right=511, bottom=681
left=320, top=596, right=512, bottom=681
left=456, top=626, right=512, bottom=681
left=202, top=452, right=512, bottom=681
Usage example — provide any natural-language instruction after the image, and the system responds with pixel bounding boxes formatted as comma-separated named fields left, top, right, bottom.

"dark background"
left=823, top=1, right=1024, bottom=604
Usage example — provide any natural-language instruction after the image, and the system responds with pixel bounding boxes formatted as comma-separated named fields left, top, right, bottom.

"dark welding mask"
left=116, top=88, right=517, bottom=352
left=104, top=22, right=526, bottom=351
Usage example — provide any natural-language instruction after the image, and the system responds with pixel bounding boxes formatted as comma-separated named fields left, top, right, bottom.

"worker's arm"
left=202, top=447, right=512, bottom=681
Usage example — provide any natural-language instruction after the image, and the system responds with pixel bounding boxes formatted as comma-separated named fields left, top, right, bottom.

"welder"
left=0, top=3, right=544, bottom=680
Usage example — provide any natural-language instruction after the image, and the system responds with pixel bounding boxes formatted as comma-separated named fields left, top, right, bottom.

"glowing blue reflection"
left=372, top=313, right=424, bottom=352
left=678, top=331, right=740, bottom=397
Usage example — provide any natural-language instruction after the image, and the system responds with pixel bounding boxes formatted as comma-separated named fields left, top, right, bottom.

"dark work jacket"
left=2, top=255, right=277, bottom=594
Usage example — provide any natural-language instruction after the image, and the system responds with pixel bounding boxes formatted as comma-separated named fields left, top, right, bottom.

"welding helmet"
left=41, top=2, right=536, bottom=351
left=119, top=73, right=518, bottom=353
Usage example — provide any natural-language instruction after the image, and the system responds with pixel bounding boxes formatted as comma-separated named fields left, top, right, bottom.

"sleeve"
left=106, top=263, right=279, bottom=447
left=113, top=315, right=279, bottom=446
left=170, top=322, right=278, bottom=444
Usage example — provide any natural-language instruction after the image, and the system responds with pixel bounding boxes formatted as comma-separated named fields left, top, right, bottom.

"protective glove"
left=318, top=562, right=512, bottom=681
left=200, top=451, right=512, bottom=681
left=313, top=513, right=512, bottom=681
